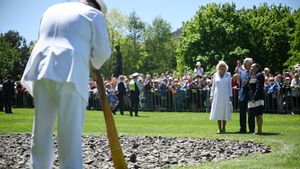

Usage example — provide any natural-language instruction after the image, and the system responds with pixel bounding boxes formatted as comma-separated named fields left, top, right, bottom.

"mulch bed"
left=0, top=134, right=271, bottom=169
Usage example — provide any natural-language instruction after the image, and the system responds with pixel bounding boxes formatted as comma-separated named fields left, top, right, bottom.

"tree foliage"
left=2, top=3, right=299, bottom=80
left=243, top=4, right=295, bottom=72
left=285, top=9, right=300, bottom=68
left=100, top=9, right=128, bottom=78
left=177, top=3, right=297, bottom=74
left=100, top=11, right=177, bottom=77
left=144, top=17, right=177, bottom=74
left=0, top=31, right=31, bottom=80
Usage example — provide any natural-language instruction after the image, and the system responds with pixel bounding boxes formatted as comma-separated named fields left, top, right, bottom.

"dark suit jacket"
left=2, top=80, right=15, bottom=97
left=249, top=72, right=265, bottom=101
left=239, top=70, right=250, bottom=102
left=117, top=81, right=126, bottom=97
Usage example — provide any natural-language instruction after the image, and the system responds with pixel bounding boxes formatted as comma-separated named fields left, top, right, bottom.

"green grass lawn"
left=0, top=109, right=300, bottom=169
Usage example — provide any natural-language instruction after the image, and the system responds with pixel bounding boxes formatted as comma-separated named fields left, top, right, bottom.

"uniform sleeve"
left=90, top=13, right=112, bottom=69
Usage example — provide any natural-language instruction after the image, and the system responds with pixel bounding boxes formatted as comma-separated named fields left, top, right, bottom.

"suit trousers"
left=130, top=96, right=139, bottom=116
left=30, top=79, right=85, bottom=169
left=248, top=107, right=256, bottom=133
left=239, top=100, right=248, bottom=132
left=3, top=94, right=13, bottom=113
left=113, top=96, right=124, bottom=115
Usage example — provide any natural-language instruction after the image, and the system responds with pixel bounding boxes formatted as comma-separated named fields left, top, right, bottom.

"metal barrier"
left=7, top=89, right=300, bottom=114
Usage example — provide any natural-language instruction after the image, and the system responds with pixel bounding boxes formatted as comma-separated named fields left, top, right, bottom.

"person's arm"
left=11, top=82, right=16, bottom=96
left=228, top=73, right=233, bottom=100
left=234, top=67, right=238, bottom=73
left=253, top=74, right=265, bottom=101
left=90, top=13, right=112, bottom=69
left=291, top=79, right=296, bottom=88
left=121, top=83, right=126, bottom=94
left=210, top=74, right=216, bottom=101
left=239, top=72, right=243, bottom=90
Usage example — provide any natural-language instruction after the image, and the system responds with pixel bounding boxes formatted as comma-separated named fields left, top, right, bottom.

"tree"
left=285, top=9, right=300, bottom=68
left=122, top=11, right=146, bottom=75
left=0, top=36, right=19, bottom=80
left=0, top=30, right=30, bottom=80
left=106, top=8, right=128, bottom=46
left=243, top=4, right=295, bottom=72
left=144, top=17, right=177, bottom=74
left=100, top=9, right=128, bottom=78
left=176, top=3, right=295, bottom=74
left=177, top=3, right=249, bottom=74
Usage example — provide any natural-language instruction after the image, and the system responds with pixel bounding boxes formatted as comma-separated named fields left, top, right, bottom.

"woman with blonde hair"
left=210, top=61, right=233, bottom=133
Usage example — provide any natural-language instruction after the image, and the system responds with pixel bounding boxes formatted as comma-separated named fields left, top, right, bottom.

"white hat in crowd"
left=196, top=62, right=201, bottom=66
left=131, top=73, right=139, bottom=77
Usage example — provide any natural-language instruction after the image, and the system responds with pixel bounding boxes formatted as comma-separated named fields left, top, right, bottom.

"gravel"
left=0, top=134, right=271, bottom=169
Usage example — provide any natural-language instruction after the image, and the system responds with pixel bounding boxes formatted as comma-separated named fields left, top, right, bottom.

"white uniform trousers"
left=29, top=79, right=86, bottom=169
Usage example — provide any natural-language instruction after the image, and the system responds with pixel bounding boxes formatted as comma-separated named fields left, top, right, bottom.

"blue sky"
left=0, top=0, right=299, bottom=42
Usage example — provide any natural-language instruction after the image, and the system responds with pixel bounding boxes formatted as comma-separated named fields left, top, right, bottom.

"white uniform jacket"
left=21, top=2, right=111, bottom=103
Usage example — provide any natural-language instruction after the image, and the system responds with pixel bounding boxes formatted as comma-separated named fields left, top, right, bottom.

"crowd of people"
left=1, top=61, right=300, bottom=116
left=86, top=61, right=300, bottom=114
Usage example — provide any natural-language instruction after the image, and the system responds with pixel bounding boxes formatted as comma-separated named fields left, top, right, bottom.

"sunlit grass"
left=0, top=109, right=299, bottom=169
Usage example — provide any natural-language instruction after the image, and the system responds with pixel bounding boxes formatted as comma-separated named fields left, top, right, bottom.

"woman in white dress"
left=210, top=61, right=233, bottom=134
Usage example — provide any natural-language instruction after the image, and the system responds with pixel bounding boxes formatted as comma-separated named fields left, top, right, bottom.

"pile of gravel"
left=0, top=134, right=271, bottom=169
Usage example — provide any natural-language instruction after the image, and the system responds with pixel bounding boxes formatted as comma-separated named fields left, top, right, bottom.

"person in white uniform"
left=21, top=0, right=111, bottom=168
left=210, top=61, right=233, bottom=134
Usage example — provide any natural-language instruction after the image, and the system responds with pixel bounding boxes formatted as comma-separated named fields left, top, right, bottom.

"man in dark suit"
left=113, top=75, right=126, bottom=115
left=248, top=63, right=265, bottom=134
left=238, top=58, right=253, bottom=133
left=129, top=73, right=140, bottom=116
left=2, top=75, right=15, bottom=114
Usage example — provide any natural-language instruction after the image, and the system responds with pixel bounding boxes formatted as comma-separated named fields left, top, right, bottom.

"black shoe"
left=130, top=112, right=133, bottom=116
left=135, top=114, right=139, bottom=117
left=236, top=130, right=247, bottom=134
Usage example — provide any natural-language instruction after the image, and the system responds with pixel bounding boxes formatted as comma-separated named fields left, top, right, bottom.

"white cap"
left=132, top=73, right=139, bottom=77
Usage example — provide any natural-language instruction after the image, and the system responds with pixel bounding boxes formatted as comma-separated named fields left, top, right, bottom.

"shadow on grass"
left=225, top=132, right=280, bottom=136
left=256, top=132, right=280, bottom=136
left=113, top=114, right=150, bottom=118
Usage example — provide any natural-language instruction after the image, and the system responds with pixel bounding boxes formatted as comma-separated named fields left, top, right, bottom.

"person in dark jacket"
left=113, top=75, right=126, bottom=115
left=248, top=63, right=265, bottom=134
left=238, top=58, right=253, bottom=133
left=2, top=75, right=15, bottom=114
left=129, top=73, right=140, bottom=116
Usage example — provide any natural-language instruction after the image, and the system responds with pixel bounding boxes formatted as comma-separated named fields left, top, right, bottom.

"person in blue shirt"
left=238, top=58, right=253, bottom=133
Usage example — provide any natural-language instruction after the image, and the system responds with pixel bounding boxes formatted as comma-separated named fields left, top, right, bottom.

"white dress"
left=210, top=72, right=232, bottom=121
